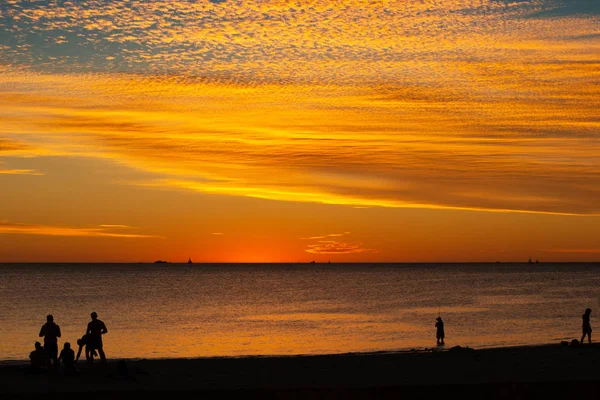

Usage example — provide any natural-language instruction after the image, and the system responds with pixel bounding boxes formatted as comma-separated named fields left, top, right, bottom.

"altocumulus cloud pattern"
left=1, top=0, right=599, bottom=215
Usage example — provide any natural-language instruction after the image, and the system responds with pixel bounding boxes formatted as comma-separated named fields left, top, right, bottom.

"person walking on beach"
left=581, top=308, right=592, bottom=344
left=39, top=314, right=61, bottom=367
left=435, top=317, right=445, bottom=345
left=86, top=312, right=108, bottom=364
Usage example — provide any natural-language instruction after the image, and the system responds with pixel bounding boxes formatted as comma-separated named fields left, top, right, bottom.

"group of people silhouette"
left=30, top=312, right=108, bottom=374
left=27, top=308, right=592, bottom=372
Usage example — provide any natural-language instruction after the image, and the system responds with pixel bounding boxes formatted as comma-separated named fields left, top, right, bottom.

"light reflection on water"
left=0, top=263, right=598, bottom=360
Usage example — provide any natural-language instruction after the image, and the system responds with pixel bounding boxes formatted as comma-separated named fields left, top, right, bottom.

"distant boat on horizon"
left=188, top=257, right=193, bottom=264
left=154, top=260, right=168, bottom=264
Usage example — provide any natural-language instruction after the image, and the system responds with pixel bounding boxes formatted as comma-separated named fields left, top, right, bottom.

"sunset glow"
left=1, top=0, right=598, bottom=262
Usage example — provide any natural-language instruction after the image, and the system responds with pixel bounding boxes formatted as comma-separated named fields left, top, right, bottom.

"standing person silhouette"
left=39, top=314, right=61, bottom=368
left=581, top=308, right=592, bottom=344
left=86, top=312, right=108, bottom=365
left=435, top=317, right=445, bottom=345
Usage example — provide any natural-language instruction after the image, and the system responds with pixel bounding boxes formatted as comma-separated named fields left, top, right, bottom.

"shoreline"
left=0, top=341, right=567, bottom=365
left=2, top=343, right=599, bottom=398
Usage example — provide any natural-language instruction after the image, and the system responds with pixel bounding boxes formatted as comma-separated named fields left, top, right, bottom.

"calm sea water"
left=1, top=263, right=599, bottom=361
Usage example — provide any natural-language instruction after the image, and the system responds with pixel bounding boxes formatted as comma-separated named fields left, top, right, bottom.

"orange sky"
left=0, top=1, right=598, bottom=262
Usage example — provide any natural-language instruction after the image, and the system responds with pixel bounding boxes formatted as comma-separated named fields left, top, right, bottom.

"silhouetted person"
left=435, top=317, right=445, bottom=345
left=58, top=342, right=77, bottom=375
left=29, top=342, right=46, bottom=372
left=76, top=333, right=98, bottom=363
left=86, top=312, right=108, bottom=364
left=581, top=308, right=592, bottom=344
left=39, top=314, right=61, bottom=367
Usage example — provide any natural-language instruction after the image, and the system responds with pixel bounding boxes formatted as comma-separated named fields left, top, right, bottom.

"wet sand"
left=1, top=344, right=599, bottom=399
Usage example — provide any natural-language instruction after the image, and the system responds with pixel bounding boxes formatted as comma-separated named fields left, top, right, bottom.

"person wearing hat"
left=581, top=308, right=592, bottom=344
left=86, top=312, right=108, bottom=364
left=435, top=316, right=445, bottom=345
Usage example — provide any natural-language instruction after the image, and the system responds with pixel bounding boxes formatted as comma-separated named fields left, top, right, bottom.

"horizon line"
left=1, top=261, right=600, bottom=265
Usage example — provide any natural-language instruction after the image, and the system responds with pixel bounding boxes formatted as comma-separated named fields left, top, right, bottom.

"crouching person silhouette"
left=29, top=342, right=46, bottom=373
left=76, top=333, right=98, bottom=363
left=58, top=342, right=77, bottom=375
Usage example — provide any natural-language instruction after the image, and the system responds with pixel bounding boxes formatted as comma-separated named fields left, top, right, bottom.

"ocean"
left=1, top=263, right=598, bottom=361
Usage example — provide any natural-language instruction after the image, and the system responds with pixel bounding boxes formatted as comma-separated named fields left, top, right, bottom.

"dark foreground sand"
left=1, top=344, right=599, bottom=399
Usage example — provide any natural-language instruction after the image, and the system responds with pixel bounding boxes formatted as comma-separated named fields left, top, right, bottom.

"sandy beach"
left=1, top=343, right=599, bottom=399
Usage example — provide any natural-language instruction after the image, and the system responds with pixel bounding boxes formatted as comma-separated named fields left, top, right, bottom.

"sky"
left=0, top=0, right=598, bottom=262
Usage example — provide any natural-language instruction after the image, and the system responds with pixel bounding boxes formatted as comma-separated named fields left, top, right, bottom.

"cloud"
left=300, top=233, right=347, bottom=240
left=1, top=73, right=599, bottom=217
left=302, top=232, right=377, bottom=255
left=211, top=232, right=224, bottom=235
left=549, top=249, right=600, bottom=253
left=0, top=1, right=598, bottom=216
left=0, top=139, right=33, bottom=155
left=305, top=240, right=378, bottom=255
left=0, top=169, right=44, bottom=176
left=526, top=0, right=600, bottom=18
left=1, top=1, right=598, bottom=82
left=0, top=161, right=44, bottom=175
left=0, top=221, right=162, bottom=239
